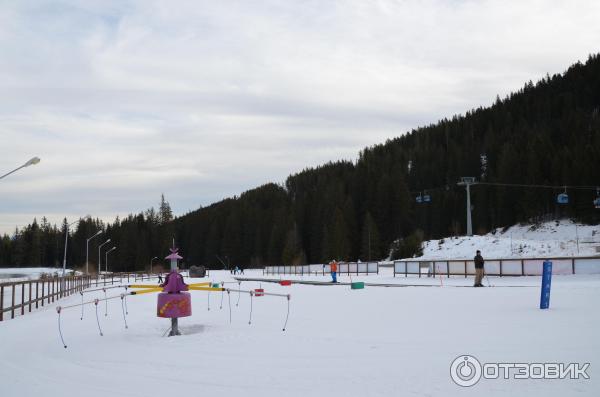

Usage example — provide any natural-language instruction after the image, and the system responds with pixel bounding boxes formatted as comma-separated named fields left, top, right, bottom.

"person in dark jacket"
left=474, top=250, right=485, bottom=287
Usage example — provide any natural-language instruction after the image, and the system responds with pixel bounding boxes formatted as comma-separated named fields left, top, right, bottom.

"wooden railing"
left=0, top=275, right=92, bottom=321
left=0, top=272, right=159, bottom=322
left=264, top=262, right=379, bottom=276
left=393, top=256, right=600, bottom=277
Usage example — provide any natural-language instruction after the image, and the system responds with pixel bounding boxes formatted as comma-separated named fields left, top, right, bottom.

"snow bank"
left=0, top=267, right=73, bottom=282
left=417, top=220, right=599, bottom=260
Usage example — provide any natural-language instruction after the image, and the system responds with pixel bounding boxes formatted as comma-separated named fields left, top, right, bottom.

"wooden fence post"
left=0, top=285, right=4, bottom=321
left=28, top=282, right=32, bottom=312
left=521, top=259, right=524, bottom=276
left=21, top=282, right=25, bottom=315
left=11, top=285, right=16, bottom=319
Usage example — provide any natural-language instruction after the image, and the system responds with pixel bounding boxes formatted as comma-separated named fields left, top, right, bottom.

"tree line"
left=1, top=54, right=599, bottom=270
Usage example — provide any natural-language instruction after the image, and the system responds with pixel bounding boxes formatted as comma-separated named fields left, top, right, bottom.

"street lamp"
left=150, top=256, right=159, bottom=274
left=0, top=157, right=41, bottom=180
left=105, top=246, right=117, bottom=273
left=62, top=219, right=80, bottom=277
left=86, top=230, right=103, bottom=274
left=98, top=239, right=111, bottom=275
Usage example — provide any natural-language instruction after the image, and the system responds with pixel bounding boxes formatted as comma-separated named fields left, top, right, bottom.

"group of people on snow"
left=230, top=265, right=244, bottom=275
left=326, top=251, right=485, bottom=287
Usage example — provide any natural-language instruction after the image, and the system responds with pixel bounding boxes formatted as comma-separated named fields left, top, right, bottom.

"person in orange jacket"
left=329, top=260, right=338, bottom=283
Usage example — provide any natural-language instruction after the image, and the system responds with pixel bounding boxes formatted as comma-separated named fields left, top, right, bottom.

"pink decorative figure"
left=157, top=292, right=191, bottom=318
left=161, top=270, right=189, bottom=293
left=157, top=247, right=191, bottom=322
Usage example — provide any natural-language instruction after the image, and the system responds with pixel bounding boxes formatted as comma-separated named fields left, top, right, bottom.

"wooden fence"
left=264, top=262, right=379, bottom=276
left=393, top=256, right=600, bottom=277
left=0, top=272, right=157, bottom=322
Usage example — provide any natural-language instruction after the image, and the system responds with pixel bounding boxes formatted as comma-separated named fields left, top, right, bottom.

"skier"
left=330, top=260, right=338, bottom=283
left=474, top=250, right=485, bottom=287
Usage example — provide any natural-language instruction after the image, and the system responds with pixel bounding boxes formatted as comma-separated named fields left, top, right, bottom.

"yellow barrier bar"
left=131, top=288, right=163, bottom=295
left=189, top=287, right=225, bottom=292
left=130, top=282, right=210, bottom=289
left=128, top=284, right=162, bottom=289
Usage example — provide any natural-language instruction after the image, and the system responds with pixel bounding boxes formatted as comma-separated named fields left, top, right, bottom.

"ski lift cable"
left=409, top=181, right=598, bottom=194
left=477, top=182, right=599, bottom=190
left=409, top=184, right=452, bottom=195
left=409, top=181, right=599, bottom=205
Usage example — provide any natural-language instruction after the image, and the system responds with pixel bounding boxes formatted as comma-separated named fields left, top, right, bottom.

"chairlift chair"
left=557, top=187, right=569, bottom=204
left=557, top=193, right=569, bottom=204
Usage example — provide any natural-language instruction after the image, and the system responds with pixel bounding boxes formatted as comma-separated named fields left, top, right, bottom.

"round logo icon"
left=450, top=355, right=482, bottom=387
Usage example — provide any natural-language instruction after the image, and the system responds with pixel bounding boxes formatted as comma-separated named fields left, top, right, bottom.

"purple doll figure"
left=161, top=268, right=189, bottom=294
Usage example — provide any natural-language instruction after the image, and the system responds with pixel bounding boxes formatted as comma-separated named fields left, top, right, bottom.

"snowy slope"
left=0, top=267, right=73, bottom=282
left=0, top=269, right=598, bottom=397
left=417, top=220, right=600, bottom=260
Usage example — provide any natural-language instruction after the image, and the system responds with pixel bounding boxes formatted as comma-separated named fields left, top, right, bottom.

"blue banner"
left=540, top=260, right=552, bottom=309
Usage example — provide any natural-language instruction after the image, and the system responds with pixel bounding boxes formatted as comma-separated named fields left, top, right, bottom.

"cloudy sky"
left=1, top=0, right=599, bottom=234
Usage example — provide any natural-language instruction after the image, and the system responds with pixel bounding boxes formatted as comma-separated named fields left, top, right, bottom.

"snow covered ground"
left=418, top=220, right=600, bottom=260
left=0, top=268, right=598, bottom=396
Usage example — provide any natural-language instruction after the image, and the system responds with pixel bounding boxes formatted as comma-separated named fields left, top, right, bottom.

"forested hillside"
left=2, top=54, right=599, bottom=270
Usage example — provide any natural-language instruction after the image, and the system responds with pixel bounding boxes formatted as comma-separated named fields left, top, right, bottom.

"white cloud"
left=1, top=0, right=599, bottom=233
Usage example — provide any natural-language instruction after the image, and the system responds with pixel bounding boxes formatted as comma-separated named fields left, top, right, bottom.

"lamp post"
left=62, top=219, right=80, bottom=277
left=105, top=246, right=117, bottom=273
left=86, top=230, right=103, bottom=275
left=0, top=157, right=41, bottom=180
left=98, top=239, right=111, bottom=275
left=150, top=256, right=158, bottom=274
